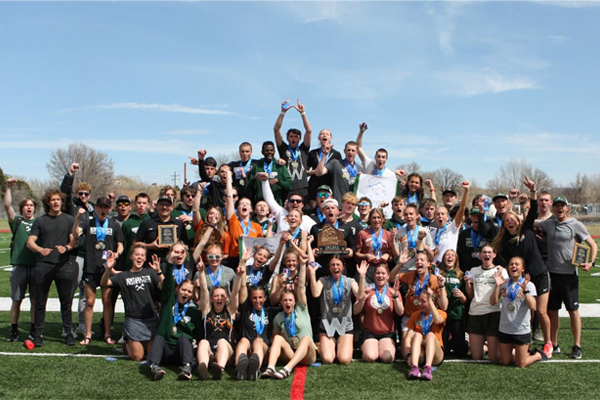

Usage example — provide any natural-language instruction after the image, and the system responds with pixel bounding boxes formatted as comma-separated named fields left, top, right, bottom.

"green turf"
left=1, top=312, right=600, bottom=399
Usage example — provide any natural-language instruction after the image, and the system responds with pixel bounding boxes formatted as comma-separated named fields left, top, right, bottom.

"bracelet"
left=392, top=295, right=399, bottom=299
left=280, top=111, right=286, bottom=116
left=430, top=189, right=436, bottom=192
left=301, top=112, right=306, bottom=116
left=157, top=272, right=163, bottom=276
left=523, top=290, right=530, bottom=294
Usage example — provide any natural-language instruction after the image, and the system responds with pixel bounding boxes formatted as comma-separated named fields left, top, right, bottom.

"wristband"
left=280, top=111, right=286, bottom=116
left=157, top=272, right=163, bottom=276
left=393, top=295, right=399, bottom=299
left=523, top=290, right=530, bottom=294
left=301, top=112, right=306, bottom=116
left=430, top=189, right=436, bottom=192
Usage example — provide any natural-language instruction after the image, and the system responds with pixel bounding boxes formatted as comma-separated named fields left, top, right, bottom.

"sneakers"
left=7, top=331, right=19, bottom=342
left=209, top=361, right=223, bottom=380
left=542, top=343, right=553, bottom=359
left=65, top=334, right=76, bottom=347
left=33, top=335, right=44, bottom=348
left=420, top=365, right=433, bottom=381
left=407, top=365, right=420, bottom=380
left=247, top=353, right=261, bottom=381
left=150, top=364, right=165, bottom=381
left=261, top=366, right=276, bottom=379
left=197, top=362, right=210, bottom=381
left=178, top=363, right=192, bottom=380
left=569, top=345, right=582, bottom=359
left=553, top=345, right=561, bottom=355
left=532, top=330, right=544, bottom=342
left=236, top=354, right=249, bottom=381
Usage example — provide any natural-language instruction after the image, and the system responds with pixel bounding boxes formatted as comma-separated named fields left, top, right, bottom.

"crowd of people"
left=3, top=99, right=598, bottom=381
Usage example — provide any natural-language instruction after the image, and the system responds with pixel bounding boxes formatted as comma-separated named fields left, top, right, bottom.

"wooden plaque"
left=158, top=225, right=178, bottom=246
left=571, top=242, right=591, bottom=266
left=317, top=225, right=348, bottom=255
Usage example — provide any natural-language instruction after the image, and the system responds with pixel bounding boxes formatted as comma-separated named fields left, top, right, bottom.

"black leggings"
left=442, top=318, right=468, bottom=358
left=35, top=262, right=77, bottom=337
left=148, top=335, right=194, bottom=367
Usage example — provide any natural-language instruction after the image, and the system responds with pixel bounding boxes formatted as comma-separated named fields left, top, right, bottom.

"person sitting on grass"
left=353, top=263, right=404, bottom=363
left=490, top=256, right=547, bottom=367
left=147, top=259, right=202, bottom=381
left=262, top=251, right=317, bottom=379
left=101, top=245, right=163, bottom=361
left=235, top=249, right=271, bottom=381
left=196, top=260, right=244, bottom=380
left=406, top=287, right=447, bottom=381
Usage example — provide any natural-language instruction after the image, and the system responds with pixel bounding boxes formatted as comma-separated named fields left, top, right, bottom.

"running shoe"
left=553, top=345, right=561, bottom=354
left=197, top=362, right=209, bottom=381
left=65, top=334, right=76, bottom=347
left=407, top=365, right=420, bottom=380
left=150, top=364, right=165, bottom=381
left=178, top=364, right=192, bottom=380
left=420, top=366, right=433, bottom=381
left=248, top=353, right=261, bottom=381
left=210, top=362, right=223, bottom=380
left=542, top=343, right=553, bottom=359
left=569, top=345, right=582, bottom=359
left=236, top=354, right=248, bottom=381
left=7, top=331, right=19, bottom=342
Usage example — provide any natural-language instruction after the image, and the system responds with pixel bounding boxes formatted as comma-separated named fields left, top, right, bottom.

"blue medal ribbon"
left=291, top=228, right=301, bottom=242
left=249, top=265, right=263, bottom=286
left=414, top=273, right=430, bottom=297
left=253, top=307, right=266, bottom=335
left=181, top=209, right=193, bottom=218
left=420, top=215, right=432, bottom=224
left=316, top=208, right=326, bottom=223
left=508, top=277, right=524, bottom=302
left=318, top=148, right=333, bottom=164
left=288, top=145, right=300, bottom=162
left=95, top=217, right=108, bottom=242
left=174, top=301, right=189, bottom=326
left=407, top=226, right=419, bottom=249
left=284, top=310, right=296, bottom=337
left=470, top=228, right=482, bottom=251
left=407, top=193, right=418, bottom=205
left=434, top=224, right=449, bottom=246
left=264, top=160, right=274, bottom=176
left=373, top=167, right=384, bottom=177
left=370, top=227, right=383, bottom=253
left=173, top=264, right=186, bottom=285
left=344, top=160, right=357, bottom=178
left=209, top=265, right=223, bottom=288
left=421, top=312, right=433, bottom=336
left=495, top=216, right=502, bottom=227
left=375, top=284, right=388, bottom=305
left=238, top=217, right=251, bottom=236
left=330, top=275, right=345, bottom=305
left=240, top=160, right=252, bottom=176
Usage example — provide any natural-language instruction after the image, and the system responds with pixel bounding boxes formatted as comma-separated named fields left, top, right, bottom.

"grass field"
left=1, top=311, right=600, bottom=399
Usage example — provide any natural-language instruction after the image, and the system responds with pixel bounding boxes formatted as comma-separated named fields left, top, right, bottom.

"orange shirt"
left=398, top=271, right=442, bottom=318
left=227, top=215, right=263, bottom=257
left=193, top=220, right=231, bottom=256
left=407, top=309, right=447, bottom=348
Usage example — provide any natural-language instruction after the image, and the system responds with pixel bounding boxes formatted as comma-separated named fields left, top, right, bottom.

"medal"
left=291, top=161, right=299, bottom=169
left=95, top=241, right=106, bottom=250
left=408, top=249, right=416, bottom=258
left=414, top=299, right=420, bottom=306
left=172, top=325, right=178, bottom=334
left=291, top=336, right=299, bottom=348
left=332, top=306, right=341, bottom=314
left=471, top=252, right=480, bottom=259
left=507, top=303, right=515, bottom=312
left=507, top=277, right=523, bottom=312
left=239, top=179, right=244, bottom=186
left=377, top=308, right=383, bottom=315
left=94, top=216, right=109, bottom=249
left=330, top=276, right=345, bottom=314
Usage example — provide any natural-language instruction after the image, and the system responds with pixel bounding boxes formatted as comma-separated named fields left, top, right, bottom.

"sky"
left=1, top=1, right=599, bottom=189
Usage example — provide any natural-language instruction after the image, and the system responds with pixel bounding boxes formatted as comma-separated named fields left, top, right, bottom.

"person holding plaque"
left=491, top=177, right=553, bottom=358
left=394, top=249, right=447, bottom=360
left=147, top=264, right=202, bottom=381
left=535, top=196, right=598, bottom=359
left=307, top=250, right=367, bottom=365
left=72, top=197, right=124, bottom=346
left=196, top=260, right=244, bottom=380
left=406, top=287, right=447, bottom=381
left=171, top=186, right=202, bottom=248
left=355, top=208, right=398, bottom=284
left=263, top=250, right=317, bottom=379
left=134, top=194, right=185, bottom=265
left=353, top=263, right=404, bottom=363
left=465, top=245, right=507, bottom=363
left=490, top=257, right=546, bottom=367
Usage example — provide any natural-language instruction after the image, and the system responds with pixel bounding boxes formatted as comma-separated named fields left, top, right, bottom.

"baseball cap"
left=116, top=195, right=131, bottom=204
left=317, top=185, right=333, bottom=194
left=157, top=194, right=174, bottom=204
left=553, top=196, right=569, bottom=205
left=492, top=193, right=509, bottom=202
left=323, top=198, right=339, bottom=208
left=442, top=188, right=457, bottom=196
left=96, top=197, right=111, bottom=208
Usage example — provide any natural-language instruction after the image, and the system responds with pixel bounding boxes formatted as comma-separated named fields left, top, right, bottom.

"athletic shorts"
left=82, top=272, right=104, bottom=288
left=361, top=330, right=395, bottom=345
left=548, top=272, right=579, bottom=311
left=401, top=315, right=410, bottom=332
left=498, top=331, right=531, bottom=346
left=124, top=315, right=160, bottom=342
left=10, top=265, right=37, bottom=301
left=467, top=312, right=500, bottom=337
left=530, top=272, right=550, bottom=296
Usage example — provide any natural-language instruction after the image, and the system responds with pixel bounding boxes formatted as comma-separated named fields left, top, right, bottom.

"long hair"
left=439, top=249, right=464, bottom=280
left=401, top=173, right=425, bottom=200
left=491, top=211, right=523, bottom=251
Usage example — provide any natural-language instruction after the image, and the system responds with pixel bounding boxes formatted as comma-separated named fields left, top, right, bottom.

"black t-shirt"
left=307, top=148, right=342, bottom=198
left=134, top=214, right=185, bottom=262
left=228, top=159, right=258, bottom=200
left=277, top=142, right=310, bottom=191
left=244, top=263, right=275, bottom=292
left=240, top=300, right=270, bottom=344
left=204, top=309, right=233, bottom=345
left=310, top=221, right=357, bottom=279
left=110, top=268, right=160, bottom=319
left=30, top=213, right=75, bottom=265
left=80, top=216, right=124, bottom=274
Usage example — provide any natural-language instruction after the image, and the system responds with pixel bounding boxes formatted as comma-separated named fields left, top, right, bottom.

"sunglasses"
left=232, top=194, right=239, bottom=198
left=78, top=191, right=90, bottom=197
left=207, top=254, right=222, bottom=261
left=117, top=201, right=130, bottom=207
left=358, top=202, right=371, bottom=206
left=184, top=194, right=195, bottom=198
left=289, top=198, right=303, bottom=204
left=317, top=193, right=331, bottom=199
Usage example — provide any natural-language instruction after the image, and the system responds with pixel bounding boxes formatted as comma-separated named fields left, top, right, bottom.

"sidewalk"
left=1, top=297, right=599, bottom=317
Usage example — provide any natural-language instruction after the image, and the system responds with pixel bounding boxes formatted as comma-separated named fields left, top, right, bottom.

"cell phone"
left=283, top=268, right=290, bottom=277
left=282, top=101, right=290, bottom=109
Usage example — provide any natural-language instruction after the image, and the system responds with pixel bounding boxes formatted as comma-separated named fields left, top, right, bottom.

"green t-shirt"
left=10, top=217, right=37, bottom=267
left=443, top=269, right=465, bottom=321
left=122, top=213, right=150, bottom=270
left=383, top=216, right=405, bottom=232
left=273, top=303, right=313, bottom=347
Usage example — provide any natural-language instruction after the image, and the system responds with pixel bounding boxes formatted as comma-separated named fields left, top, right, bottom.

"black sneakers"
left=7, top=331, right=19, bottom=342
left=65, top=334, right=76, bottom=347
left=569, top=345, right=582, bottom=359
left=150, top=364, right=165, bottom=381
left=178, top=363, right=192, bottom=380
left=248, top=353, right=261, bottom=381
left=236, top=354, right=249, bottom=381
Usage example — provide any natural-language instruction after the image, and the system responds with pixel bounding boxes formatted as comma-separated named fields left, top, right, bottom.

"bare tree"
left=46, top=142, right=115, bottom=197
left=486, top=158, right=553, bottom=194
left=433, top=167, right=464, bottom=191
left=396, top=162, right=421, bottom=175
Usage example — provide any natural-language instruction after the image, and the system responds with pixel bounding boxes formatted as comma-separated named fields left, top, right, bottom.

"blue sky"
left=1, top=1, right=599, bottom=188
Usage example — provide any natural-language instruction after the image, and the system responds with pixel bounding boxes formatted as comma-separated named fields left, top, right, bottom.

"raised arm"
left=314, top=144, right=332, bottom=177
left=197, top=263, right=210, bottom=315
left=225, top=168, right=235, bottom=220
left=352, top=260, right=368, bottom=300
left=192, top=186, right=203, bottom=230
left=490, top=267, right=507, bottom=306
left=261, top=179, right=284, bottom=216
left=294, top=100, right=312, bottom=148
left=273, top=99, right=293, bottom=147
left=296, top=251, right=309, bottom=306
left=356, top=122, right=368, bottom=164
left=228, top=265, right=245, bottom=315
left=196, top=150, right=210, bottom=182
left=3, top=178, right=16, bottom=223
left=454, top=181, right=470, bottom=229
left=100, top=256, right=117, bottom=288
left=60, top=162, right=79, bottom=215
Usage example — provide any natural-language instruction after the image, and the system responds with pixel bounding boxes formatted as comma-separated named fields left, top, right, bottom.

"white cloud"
left=91, top=102, right=234, bottom=115
left=426, top=2, right=466, bottom=58
left=434, top=68, right=538, bottom=96
left=166, top=129, right=210, bottom=136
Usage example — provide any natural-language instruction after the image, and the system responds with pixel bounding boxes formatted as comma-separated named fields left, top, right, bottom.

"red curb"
left=290, top=366, right=307, bottom=400
left=0, top=230, right=10, bottom=233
